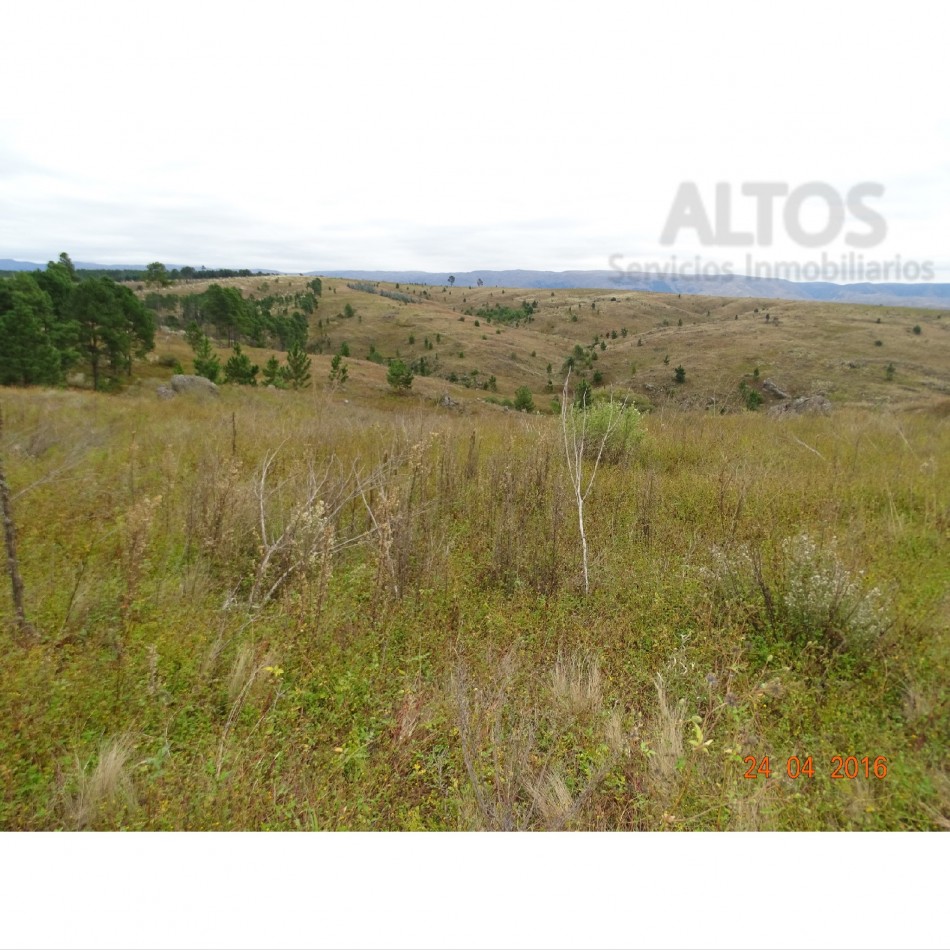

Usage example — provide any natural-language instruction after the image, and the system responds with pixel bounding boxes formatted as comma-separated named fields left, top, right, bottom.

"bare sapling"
left=248, top=447, right=355, bottom=609
left=559, top=372, right=627, bottom=595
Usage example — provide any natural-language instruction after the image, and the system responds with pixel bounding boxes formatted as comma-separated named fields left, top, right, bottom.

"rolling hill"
left=143, top=274, right=950, bottom=414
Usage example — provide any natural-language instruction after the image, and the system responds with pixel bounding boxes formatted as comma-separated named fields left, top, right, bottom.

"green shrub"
left=513, top=386, right=535, bottom=412
left=739, top=381, right=763, bottom=411
left=571, top=399, right=644, bottom=463
left=387, top=359, right=413, bottom=392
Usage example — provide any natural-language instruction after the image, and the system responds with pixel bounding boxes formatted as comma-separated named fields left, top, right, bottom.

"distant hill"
left=314, top=270, right=950, bottom=310
left=0, top=258, right=173, bottom=272
left=0, top=258, right=112, bottom=271
left=6, top=258, right=948, bottom=308
left=0, top=259, right=280, bottom=274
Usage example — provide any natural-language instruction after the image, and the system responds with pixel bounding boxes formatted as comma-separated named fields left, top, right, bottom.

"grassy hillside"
left=1, top=356, right=947, bottom=828
left=141, top=275, right=950, bottom=414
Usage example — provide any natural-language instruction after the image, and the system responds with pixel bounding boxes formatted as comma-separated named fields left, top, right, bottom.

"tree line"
left=159, top=283, right=318, bottom=352
left=186, top=324, right=312, bottom=390
left=0, top=253, right=154, bottom=390
left=177, top=280, right=322, bottom=388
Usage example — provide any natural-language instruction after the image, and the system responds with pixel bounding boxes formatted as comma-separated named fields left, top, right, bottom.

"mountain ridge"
left=4, top=259, right=948, bottom=309
left=314, top=269, right=950, bottom=309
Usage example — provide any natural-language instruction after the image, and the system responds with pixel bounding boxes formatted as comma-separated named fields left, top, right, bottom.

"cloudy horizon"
left=2, top=2, right=947, bottom=281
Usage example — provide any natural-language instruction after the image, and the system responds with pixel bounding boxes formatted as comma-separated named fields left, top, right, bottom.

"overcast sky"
left=2, top=1, right=947, bottom=279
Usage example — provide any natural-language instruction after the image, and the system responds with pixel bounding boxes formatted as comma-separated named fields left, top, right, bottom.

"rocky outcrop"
left=768, top=395, right=832, bottom=417
left=761, top=378, right=790, bottom=400
left=170, top=374, right=219, bottom=396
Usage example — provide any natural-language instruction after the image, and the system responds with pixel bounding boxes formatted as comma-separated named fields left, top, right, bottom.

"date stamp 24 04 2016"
left=743, top=756, right=889, bottom=780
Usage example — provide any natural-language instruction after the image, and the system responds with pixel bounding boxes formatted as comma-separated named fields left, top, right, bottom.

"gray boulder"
left=170, top=374, right=219, bottom=396
left=768, top=395, right=831, bottom=417
left=156, top=385, right=176, bottom=400
left=761, top=378, right=790, bottom=400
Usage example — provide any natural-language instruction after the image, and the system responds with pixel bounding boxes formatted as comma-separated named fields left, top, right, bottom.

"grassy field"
left=1, top=282, right=948, bottom=831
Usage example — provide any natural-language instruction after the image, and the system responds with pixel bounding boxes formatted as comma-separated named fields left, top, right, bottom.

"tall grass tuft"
left=451, top=649, right=635, bottom=830
left=67, top=735, right=136, bottom=830
left=551, top=652, right=602, bottom=721
left=645, top=674, right=686, bottom=810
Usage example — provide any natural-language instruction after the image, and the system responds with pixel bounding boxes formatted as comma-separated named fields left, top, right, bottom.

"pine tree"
left=328, top=353, right=348, bottom=385
left=262, top=355, right=285, bottom=387
left=513, top=386, right=535, bottom=412
left=202, top=284, right=247, bottom=346
left=386, top=359, right=413, bottom=392
left=283, top=343, right=312, bottom=389
left=193, top=339, right=221, bottom=383
left=223, top=343, right=259, bottom=385
left=0, top=274, right=64, bottom=386
left=573, top=378, right=593, bottom=409
left=185, top=320, right=204, bottom=352
left=190, top=330, right=221, bottom=383
left=67, top=277, right=154, bottom=390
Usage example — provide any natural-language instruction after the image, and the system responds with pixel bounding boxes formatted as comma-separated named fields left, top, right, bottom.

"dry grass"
left=66, top=735, right=136, bottom=830
left=451, top=649, right=637, bottom=831
left=646, top=675, right=686, bottom=810
left=551, top=652, right=603, bottom=721
left=217, top=642, right=279, bottom=779
left=528, top=770, right=577, bottom=827
left=226, top=643, right=261, bottom=706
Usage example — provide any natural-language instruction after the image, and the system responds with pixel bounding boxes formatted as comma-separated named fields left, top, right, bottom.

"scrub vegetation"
left=0, top=267, right=947, bottom=830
